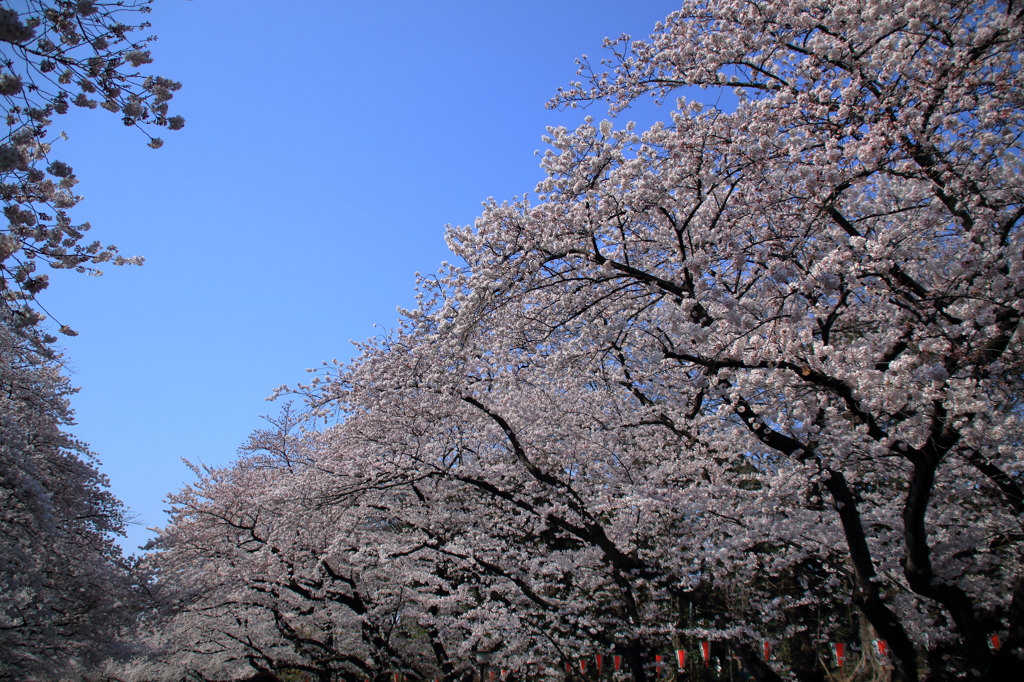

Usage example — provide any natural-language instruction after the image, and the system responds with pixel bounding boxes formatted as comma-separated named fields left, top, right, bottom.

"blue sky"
left=41, top=0, right=705, bottom=551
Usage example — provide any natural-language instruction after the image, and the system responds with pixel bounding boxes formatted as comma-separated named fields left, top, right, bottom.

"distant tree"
left=0, top=0, right=185, bottom=343
left=139, top=406, right=473, bottom=682
left=0, top=313, right=139, bottom=679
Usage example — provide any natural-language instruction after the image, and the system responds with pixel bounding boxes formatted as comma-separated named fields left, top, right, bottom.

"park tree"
left=300, top=273, right=860, bottom=682
left=0, top=313, right=141, bottom=679
left=140, top=406, right=481, bottom=682
left=287, top=1, right=1024, bottom=681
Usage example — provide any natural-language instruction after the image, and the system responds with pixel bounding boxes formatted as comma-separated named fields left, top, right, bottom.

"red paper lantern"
left=595, top=654, right=603, bottom=673
left=613, top=656, right=622, bottom=673
left=700, top=642, right=710, bottom=667
left=833, top=643, right=845, bottom=667
left=873, top=639, right=888, bottom=664
left=676, top=650, right=685, bottom=668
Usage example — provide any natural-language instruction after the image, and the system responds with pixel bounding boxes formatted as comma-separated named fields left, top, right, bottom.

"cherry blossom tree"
left=288, top=1, right=1024, bottom=681
left=0, top=0, right=185, bottom=343
left=141, top=406, right=482, bottom=682
left=0, top=311, right=141, bottom=679
left=298, top=280, right=859, bottom=682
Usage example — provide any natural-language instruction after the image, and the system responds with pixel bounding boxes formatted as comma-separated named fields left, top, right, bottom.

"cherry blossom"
left=0, top=0, right=185, bottom=346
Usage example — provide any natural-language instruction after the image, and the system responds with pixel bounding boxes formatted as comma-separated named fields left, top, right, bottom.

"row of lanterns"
left=566, top=652, right=694, bottom=676
left=558, top=642, right=846, bottom=676
left=527, top=635, right=1000, bottom=677
left=398, top=634, right=1004, bottom=682
left=472, top=641, right=863, bottom=682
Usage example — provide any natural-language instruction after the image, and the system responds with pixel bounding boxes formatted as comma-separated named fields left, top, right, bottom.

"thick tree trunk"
left=733, top=641, right=783, bottom=682
left=787, top=629, right=825, bottom=682
left=620, top=639, right=649, bottom=682
left=822, top=469, right=918, bottom=682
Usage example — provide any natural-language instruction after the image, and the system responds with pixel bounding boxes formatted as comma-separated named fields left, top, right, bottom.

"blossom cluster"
left=0, top=0, right=184, bottom=345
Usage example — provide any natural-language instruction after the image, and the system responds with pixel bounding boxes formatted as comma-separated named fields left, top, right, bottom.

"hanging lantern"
left=613, top=656, right=622, bottom=673
left=700, top=642, right=710, bottom=667
left=676, top=650, right=685, bottom=669
left=579, top=659, right=587, bottom=675
left=873, top=640, right=888, bottom=664
left=990, top=635, right=1001, bottom=651
left=654, top=655, right=662, bottom=678
left=832, top=643, right=845, bottom=667
left=565, top=663, right=571, bottom=675
left=489, top=672, right=495, bottom=682
left=595, top=654, right=603, bottom=673
left=501, top=670, right=508, bottom=681
left=763, top=641, right=770, bottom=662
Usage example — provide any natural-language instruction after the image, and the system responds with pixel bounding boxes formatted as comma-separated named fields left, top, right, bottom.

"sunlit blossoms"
left=0, top=0, right=185, bottom=346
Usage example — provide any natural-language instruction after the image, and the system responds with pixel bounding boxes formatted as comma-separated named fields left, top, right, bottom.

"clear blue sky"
left=41, top=0, right=713, bottom=551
